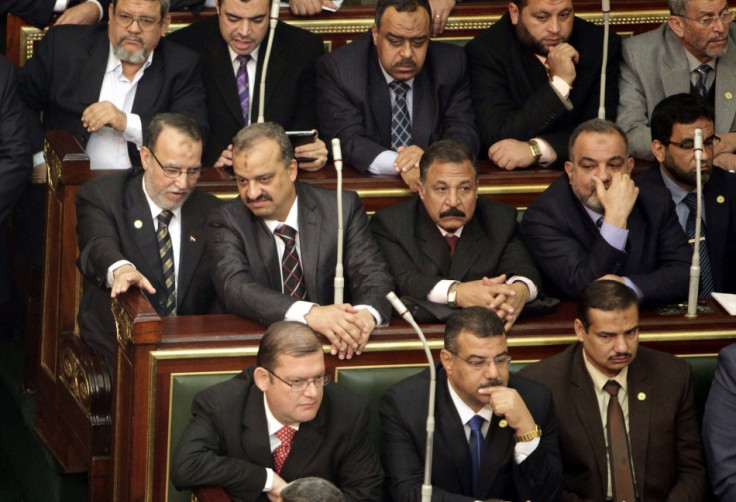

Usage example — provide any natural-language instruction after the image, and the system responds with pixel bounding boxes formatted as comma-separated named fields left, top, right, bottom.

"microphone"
left=687, top=128, right=704, bottom=316
left=386, top=292, right=435, bottom=502
left=256, top=0, right=281, bottom=123
left=332, top=139, right=344, bottom=304
left=598, top=0, right=611, bottom=119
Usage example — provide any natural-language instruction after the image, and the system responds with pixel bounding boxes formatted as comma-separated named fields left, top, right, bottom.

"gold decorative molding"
left=44, top=138, right=62, bottom=196
left=113, top=298, right=134, bottom=348
left=60, top=345, right=92, bottom=411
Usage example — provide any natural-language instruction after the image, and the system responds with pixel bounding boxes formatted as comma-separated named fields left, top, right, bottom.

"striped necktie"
left=236, top=54, right=251, bottom=123
left=157, top=210, right=176, bottom=315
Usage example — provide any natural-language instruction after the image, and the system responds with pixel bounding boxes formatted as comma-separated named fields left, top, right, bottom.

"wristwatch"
left=528, top=139, right=542, bottom=164
left=514, top=424, right=542, bottom=443
left=447, top=281, right=461, bottom=309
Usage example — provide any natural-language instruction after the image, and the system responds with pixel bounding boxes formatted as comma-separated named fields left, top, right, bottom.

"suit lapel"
left=205, top=20, right=246, bottom=128
left=475, top=414, right=514, bottom=497
left=411, top=68, right=434, bottom=147
left=124, top=179, right=164, bottom=287
left=449, top=216, right=484, bottom=280
left=662, top=29, right=692, bottom=97
left=132, top=47, right=164, bottom=117
left=704, top=178, right=729, bottom=274
left=715, top=35, right=736, bottom=132
left=624, top=204, right=646, bottom=265
left=177, top=194, right=206, bottom=306
left=241, top=386, right=274, bottom=468
left=297, top=189, right=321, bottom=302
left=79, top=34, right=109, bottom=108
left=253, top=214, right=282, bottom=292
left=368, top=51, right=392, bottom=148
left=417, top=205, right=451, bottom=276
left=434, top=375, right=475, bottom=494
left=627, top=357, right=651, bottom=495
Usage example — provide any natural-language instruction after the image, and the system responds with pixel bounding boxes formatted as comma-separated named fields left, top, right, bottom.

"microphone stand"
left=598, top=0, right=611, bottom=119
left=386, top=292, right=434, bottom=502
left=332, top=139, right=344, bottom=304
left=257, top=0, right=280, bottom=123
left=686, top=128, right=703, bottom=317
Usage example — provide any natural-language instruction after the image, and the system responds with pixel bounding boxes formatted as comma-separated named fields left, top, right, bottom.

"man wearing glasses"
left=75, top=113, right=221, bottom=373
left=617, top=0, right=736, bottom=168
left=171, top=321, right=384, bottom=501
left=380, top=306, right=563, bottom=501
left=638, top=93, right=736, bottom=296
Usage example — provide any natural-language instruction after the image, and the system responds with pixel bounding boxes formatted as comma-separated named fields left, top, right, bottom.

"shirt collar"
left=659, top=165, right=693, bottom=205
left=264, top=195, right=299, bottom=234
left=446, top=377, right=493, bottom=425
left=378, top=59, right=415, bottom=88
left=436, top=225, right=464, bottom=238
left=582, top=348, right=629, bottom=393
left=228, top=44, right=260, bottom=65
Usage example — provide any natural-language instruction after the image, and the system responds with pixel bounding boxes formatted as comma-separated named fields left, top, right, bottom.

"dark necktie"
left=236, top=54, right=251, bottom=123
left=156, top=210, right=176, bottom=315
left=467, top=414, right=485, bottom=491
left=389, top=80, right=412, bottom=150
left=445, top=234, right=459, bottom=258
left=274, top=224, right=307, bottom=300
left=684, top=192, right=715, bottom=297
left=604, top=380, right=636, bottom=502
left=694, top=64, right=712, bottom=98
left=273, top=426, right=296, bottom=474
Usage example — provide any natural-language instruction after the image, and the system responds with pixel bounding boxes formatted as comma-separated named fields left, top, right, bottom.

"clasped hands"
left=304, top=304, right=376, bottom=360
left=455, top=275, right=530, bottom=330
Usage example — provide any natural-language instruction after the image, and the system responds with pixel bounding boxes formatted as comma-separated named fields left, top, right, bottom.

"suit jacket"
left=18, top=23, right=207, bottom=167
left=617, top=23, right=736, bottom=160
left=170, top=366, right=384, bottom=502
left=703, top=343, right=736, bottom=500
left=167, top=17, right=324, bottom=165
left=380, top=364, right=563, bottom=501
left=316, top=31, right=480, bottom=173
left=465, top=14, right=621, bottom=163
left=636, top=165, right=736, bottom=294
left=207, top=181, right=393, bottom=324
left=75, top=170, right=221, bottom=368
left=520, top=343, right=708, bottom=502
left=369, top=194, right=541, bottom=304
left=519, top=173, right=691, bottom=304
left=1, top=0, right=111, bottom=28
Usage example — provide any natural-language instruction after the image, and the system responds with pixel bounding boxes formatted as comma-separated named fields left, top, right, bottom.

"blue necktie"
left=684, top=192, right=714, bottom=297
left=468, top=414, right=485, bottom=491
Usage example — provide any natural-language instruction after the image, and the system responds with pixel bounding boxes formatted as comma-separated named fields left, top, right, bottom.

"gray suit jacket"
left=207, top=182, right=393, bottom=324
left=617, top=23, right=736, bottom=160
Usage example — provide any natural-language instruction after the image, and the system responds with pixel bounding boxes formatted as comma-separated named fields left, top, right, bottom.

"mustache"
left=439, top=207, right=466, bottom=218
left=118, top=34, right=145, bottom=45
left=608, top=352, right=632, bottom=361
left=394, top=58, right=416, bottom=67
left=246, top=193, right=273, bottom=204
left=478, top=379, right=504, bottom=389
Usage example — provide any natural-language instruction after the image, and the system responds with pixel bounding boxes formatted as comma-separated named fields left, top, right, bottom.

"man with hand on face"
left=207, top=122, right=392, bottom=360
left=520, top=118, right=691, bottom=305
left=75, top=113, right=221, bottom=373
left=380, top=306, right=563, bottom=501
left=370, top=139, right=542, bottom=328
left=171, top=321, right=384, bottom=501
left=316, top=0, right=479, bottom=190
left=521, top=280, right=707, bottom=501
left=167, top=0, right=327, bottom=169
left=465, top=0, right=620, bottom=170
left=637, top=93, right=736, bottom=296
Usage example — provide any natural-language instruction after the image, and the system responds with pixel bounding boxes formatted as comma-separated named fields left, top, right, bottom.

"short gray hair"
left=280, top=477, right=345, bottom=502
left=231, top=122, right=294, bottom=168
left=667, top=0, right=688, bottom=15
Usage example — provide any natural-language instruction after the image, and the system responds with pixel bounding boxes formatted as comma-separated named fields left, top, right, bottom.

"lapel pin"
left=717, top=195, right=726, bottom=204
left=190, top=235, right=197, bottom=242
left=134, top=219, right=143, bottom=229
left=726, top=92, right=733, bottom=100
left=498, top=419, right=508, bottom=428
left=637, top=392, right=646, bottom=401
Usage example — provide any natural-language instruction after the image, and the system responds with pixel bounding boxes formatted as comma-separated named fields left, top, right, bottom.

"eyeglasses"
left=267, top=369, right=330, bottom=392
left=676, top=10, right=734, bottom=28
left=667, top=134, right=721, bottom=150
left=148, top=148, right=204, bottom=179
left=447, top=350, right=512, bottom=371
left=113, top=11, right=162, bottom=32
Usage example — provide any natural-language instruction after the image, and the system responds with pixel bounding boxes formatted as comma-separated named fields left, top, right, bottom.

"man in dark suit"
left=171, top=321, right=383, bottom=501
left=18, top=0, right=207, bottom=173
left=316, top=0, right=479, bottom=188
left=207, top=122, right=392, bottom=360
left=520, top=280, right=707, bottom=501
left=637, top=93, right=736, bottom=296
left=370, top=139, right=542, bottom=327
left=466, top=0, right=620, bottom=170
left=380, top=306, right=563, bottom=501
left=76, top=113, right=221, bottom=372
left=520, top=118, right=691, bottom=305
left=167, top=0, right=328, bottom=168
left=2, top=0, right=108, bottom=29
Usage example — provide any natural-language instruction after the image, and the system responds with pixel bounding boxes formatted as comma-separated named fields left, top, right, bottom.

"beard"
left=662, top=151, right=712, bottom=188
left=514, top=16, right=569, bottom=56
left=570, top=176, right=605, bottom=213
left=113, top=35, right=150, bottom=64
left=144, top=175, right=192, bottom=211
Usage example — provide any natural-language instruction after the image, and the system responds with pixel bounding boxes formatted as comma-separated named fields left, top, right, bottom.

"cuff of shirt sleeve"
left=89, top=0, right=103, bottom=19
left=506, top=276, right=538, bottom=302
left=531, top=137, right=556, bottom=166
left=599, top=220, right=629, bottom=251
left=263, top=468, right=274, bottom=492
left=367, top=150, right=399, bottom=176
left=548, top=78, right=573, bottom=111
left=107, top=260, right=135, bottom=287
left=122, top=113, right=143, bottom=146
left=513, top=436, right=540, bottom=464
left=427, top=279, right=458, bottom=304
left=622, top=277, right=644, bottom=302
left=353, top=305, right=383, bottom=326
left=284, top=301, right=317, bottom=324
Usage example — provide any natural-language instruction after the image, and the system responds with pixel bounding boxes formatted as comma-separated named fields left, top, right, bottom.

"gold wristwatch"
left=528, top=139, right=542, bottom=164
left=514, top=424, right=542, bottom=442
left=447, top=281, right=460, bottom=308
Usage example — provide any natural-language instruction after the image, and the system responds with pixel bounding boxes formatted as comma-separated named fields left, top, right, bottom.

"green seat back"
left=683, top=355, right=718, bottom=425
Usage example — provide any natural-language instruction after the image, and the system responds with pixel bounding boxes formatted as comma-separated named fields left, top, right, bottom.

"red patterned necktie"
left=273, top=426, right=296, bottom=474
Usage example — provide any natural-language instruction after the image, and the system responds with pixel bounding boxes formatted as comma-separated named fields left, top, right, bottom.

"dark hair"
left=567, top=118, right=629, bottom=162
left=375, top=0, right=431, bottom=29
left=229, top=122, right=294, bottom=176
left=444, top=306, right=505, bottom=353
left=650, top=93, right=715, bottom=145
left=256, top=321, right=323, bottom=370
left=112, top=0, right=170, bottom=19
left=419, top=139, right=477, bottom=183
left=576, top=280, right=639, bottom=331
left=509, top=0, right=530, bottom=9
left=143, top=113, right=201, bottom=150
left=280, top=477, right=345, bottom=502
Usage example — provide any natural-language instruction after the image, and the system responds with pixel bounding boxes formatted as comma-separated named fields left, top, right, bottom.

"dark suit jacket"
left=316, top=31, right=480, bottom=173
left=170, top=366, right=384, bottom=502
left=75, top=170, right=221, bottom=368
left=18, top=23, right=207, bottom=167
left=520, top=343, right=708, bottom=502
left=465, top=14, right=621, bottom=163
left=703, top=343, right=736, bottom=500
left=380, top=364, right=563, bottom=501
left=636, top=165, right=736, bottom=294
left=519, top=173, right=691, bottom=304
left=1, top=0, right=110, bottom=28
left=369, top=194, right=541, bottom=307
left=207, top=181, right=393, bottom=324
left=167, top=17, right=324, bottom=165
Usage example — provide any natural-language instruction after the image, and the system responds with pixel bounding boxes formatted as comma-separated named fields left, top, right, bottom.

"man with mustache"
left=316, top=0, right=479, bottom=189
left=520, top=279, right=707, bottom=501
left=75, top=113, right=221, bottom=373
left=465, top=0, right=621, bottom=170
left=520, top=118, right=691, bottom=305
left=618, top=0, right=736, bottom=169
left=380, top=306, right=563, bottom=500
left=370, top=139, right=542, bottom=328
left=637, top=93, right=736, bottom=296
